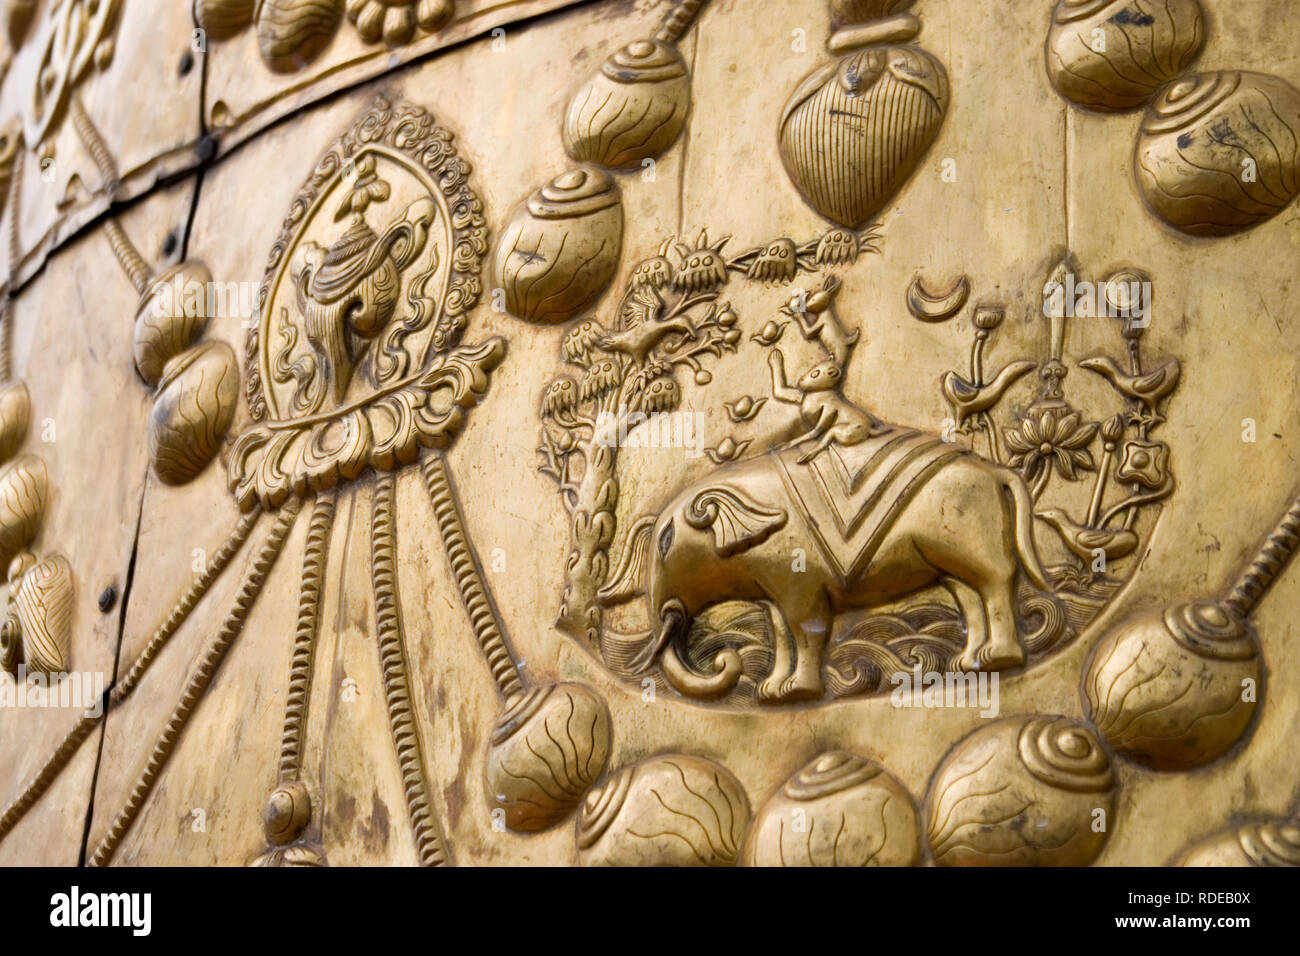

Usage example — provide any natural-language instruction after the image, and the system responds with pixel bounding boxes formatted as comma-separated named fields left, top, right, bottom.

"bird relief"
left=540, top=241, right=1179, bottom=707
left=930, top=262, right=1177, bottom=592
left=230, top=100, right=503, bottom=511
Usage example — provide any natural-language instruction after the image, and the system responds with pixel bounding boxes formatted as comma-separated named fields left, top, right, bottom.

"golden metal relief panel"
left=2, top=0, right=202, bottom=285
left=0, top=0, right=1297, bottom=869
left=0, top=0, right=596, bottom=287
left=200, top=0, right=599, bottom=152
left=0, top=176, right=198, bottom=866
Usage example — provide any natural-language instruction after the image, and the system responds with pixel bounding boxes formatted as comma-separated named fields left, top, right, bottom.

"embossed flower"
left=641, top=376, right=680, bottom=414
left=814, top=228, right=860, bottom=266
left=338, top=154, right=391, bottom=216
left=563, top=319, right=606, bottom=365
left=671, top=230, right=729, bottom=295
left=1116, top=439, right=1169, bottom=488
left=347, top=0, right=453, bottom=47
left=542, top=377, right=579, bottom=417
left=630, top=255, right=673, bottom=291
left=638, top=359, right=669, bottom=381
left=581, top=359, right=622, bottom=402
left=1005, top=409, right=1098, bottom=482
left=746, top=238, right=798, bottom=282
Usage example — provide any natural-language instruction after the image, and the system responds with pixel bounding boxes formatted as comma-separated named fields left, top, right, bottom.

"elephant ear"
left=684, top=487, right=787, bottom=558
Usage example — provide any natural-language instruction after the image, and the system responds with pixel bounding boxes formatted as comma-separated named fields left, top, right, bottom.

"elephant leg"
left=758, top=602, right=796, bottom=701
left=947, top=578, right=989, bottom=672
left=764, top=589, right=830, bottom=703
left=953, top=573, right=1024, bottom=672
left=978, top=576, right=1025, bottom=670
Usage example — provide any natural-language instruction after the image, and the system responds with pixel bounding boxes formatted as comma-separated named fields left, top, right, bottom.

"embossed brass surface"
left=0, top=0, right=1297, bottom=868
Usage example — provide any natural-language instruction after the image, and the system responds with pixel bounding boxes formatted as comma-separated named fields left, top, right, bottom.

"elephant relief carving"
left=600, top=288, right=1052, bottom=704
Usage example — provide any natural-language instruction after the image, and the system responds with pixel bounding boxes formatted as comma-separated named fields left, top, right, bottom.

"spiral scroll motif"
left=1177, top=820, right=1300, bottom=866
left=1018, top=716, right=1116, bottom=793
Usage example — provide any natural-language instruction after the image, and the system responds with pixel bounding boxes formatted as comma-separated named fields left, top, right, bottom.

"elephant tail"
left=597, top=515, right=656, bottom=606
left=1005, top=476, right=1053, bottom=593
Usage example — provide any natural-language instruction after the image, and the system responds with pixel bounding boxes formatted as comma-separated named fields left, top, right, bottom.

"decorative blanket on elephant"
left=774, top=427, right=966, bottom=585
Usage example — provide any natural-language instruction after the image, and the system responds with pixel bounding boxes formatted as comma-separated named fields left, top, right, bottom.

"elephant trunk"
left=661, top=641, right=744, bottom=701
left=629, top=597, right=744, bottom=700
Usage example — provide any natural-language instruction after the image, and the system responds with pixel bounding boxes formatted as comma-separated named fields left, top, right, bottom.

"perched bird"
left=1078, top=355, right=1181, bottom=409
left=598, top=286, right=696, bottom=363
left=1036, top=508, right=1139, bottom=564
left=941, top=361, right=1036, bottom=429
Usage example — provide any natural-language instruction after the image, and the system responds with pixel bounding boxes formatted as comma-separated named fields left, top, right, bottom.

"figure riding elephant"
left=598, top=428, right=1052, bottom=703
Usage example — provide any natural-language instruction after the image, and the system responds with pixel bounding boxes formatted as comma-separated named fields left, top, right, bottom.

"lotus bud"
left=134, top=261, right=213, bottom=388
left=264, top=781, right=312, bottom=845
left=0, top=381, right=31, bottom=463
left=746, top=751, right=919, bottom=866
left=1046, top=0, right=1206, bottom=112
left=577, top=754, right=750, bottom=866
left=255, top=0, right=342, bottom=74
left=0, top=455, right=47, bottom=568
left=563, top=39, right=690, bottom=170
left=149, top=342, right=240, bottom=486
left=493, top=167, right=623, bottom=325
left=1176, top=821, right=1300, bottom=867
left=1084, top=601, right=1260, bottom=769
left=8, top=554, right=73, bottom=676
left=195, top=0, right=256, bottom=41
left=780, top=46, right=948, bottom=229
left=927, top=715, right=1116, bottom=866
left=485, top=684, right=611, bottom=832
left=1136, top=72, right=1300, bottom=236
left=831, top=0, right=915, bottom=28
